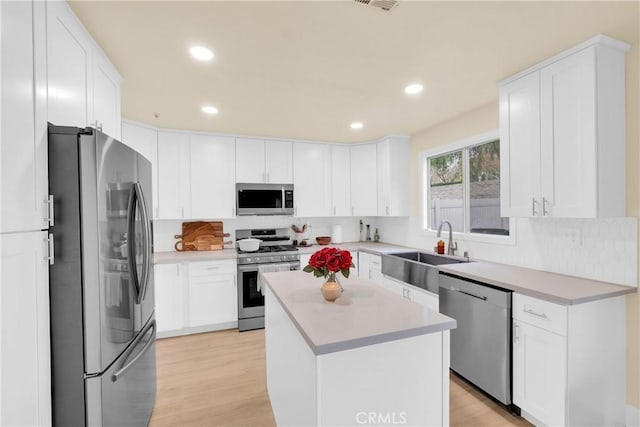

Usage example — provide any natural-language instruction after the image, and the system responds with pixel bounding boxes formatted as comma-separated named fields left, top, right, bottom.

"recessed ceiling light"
left=202, top=105, right=218, bottom=115
left=189, top=46, right=214, bottom=61
left=350, top=122, right=364, bottom=130
left=404, top=83, right=424, bottom=95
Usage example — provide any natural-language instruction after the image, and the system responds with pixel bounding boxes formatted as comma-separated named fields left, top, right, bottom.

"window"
left=424, top=133, right=510, bottom=237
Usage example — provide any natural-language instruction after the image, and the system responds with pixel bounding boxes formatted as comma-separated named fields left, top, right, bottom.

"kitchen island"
left=262, top=270, right=456, bottom=426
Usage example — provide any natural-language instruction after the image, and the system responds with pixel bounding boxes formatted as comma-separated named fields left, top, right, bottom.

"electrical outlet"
left=561, top=226, right=582, bottom=245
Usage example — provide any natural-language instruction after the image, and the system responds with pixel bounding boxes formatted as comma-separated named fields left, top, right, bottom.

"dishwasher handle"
left=457, top=289, right=488, bottom=301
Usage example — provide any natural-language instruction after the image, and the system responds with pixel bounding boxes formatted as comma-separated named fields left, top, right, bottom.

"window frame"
left=420, top=130, right=516, bottom=245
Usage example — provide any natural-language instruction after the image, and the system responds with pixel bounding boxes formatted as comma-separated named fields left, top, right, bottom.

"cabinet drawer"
left=369, top=255, right=382, bottom=272
left=188, top=260, right=236, bottom=278
left=513, top=293, right=567, bottom=336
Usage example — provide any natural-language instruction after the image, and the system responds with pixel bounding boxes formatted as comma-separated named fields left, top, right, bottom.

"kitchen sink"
left=381, top=251, right=470, bottom=295
left=387, top=251, right=466, bottom=266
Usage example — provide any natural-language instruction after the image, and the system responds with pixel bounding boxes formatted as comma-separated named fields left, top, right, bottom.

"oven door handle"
left=238, top=262, right=299, bottom=272
left=238, top=264, right=259, bottom=273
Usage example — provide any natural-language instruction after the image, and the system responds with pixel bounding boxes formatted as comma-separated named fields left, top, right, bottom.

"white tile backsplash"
left=155, top=213, right=637, bottom=287
left=153, top=216, right=376, bottom=253
left=375, top=215, right=637, bottom=287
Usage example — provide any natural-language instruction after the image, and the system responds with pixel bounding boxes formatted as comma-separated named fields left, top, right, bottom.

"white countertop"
left=153, top=248, right=237, bottom=264
left=152, top=242, right=635, bottom=306
left=439, top=261, right=636, bottom=305
left=262, top=270, right=456, bottom=355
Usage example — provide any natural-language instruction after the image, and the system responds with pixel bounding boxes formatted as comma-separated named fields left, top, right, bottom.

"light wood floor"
left=150, top=329, right=531, bottom=427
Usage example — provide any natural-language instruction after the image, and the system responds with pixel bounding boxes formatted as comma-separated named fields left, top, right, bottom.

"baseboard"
left=156, top=321, right=238, bottom=339
left=628, top=404, right=640, bottom=427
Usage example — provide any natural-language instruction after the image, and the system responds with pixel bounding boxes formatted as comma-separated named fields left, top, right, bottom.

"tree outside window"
left=426, top=139, right=509, bottom=236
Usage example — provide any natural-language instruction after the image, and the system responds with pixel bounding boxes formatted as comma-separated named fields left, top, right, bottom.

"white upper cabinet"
left=157, top=132, right=191, bottom=219
left=350, top=144, right=378, bottom=216
left=265, top=140, right=293, bottom=183
left=155, top=131, right=236, bottom=220
left=293, top=143, right=331, bottom=217
left=47, top=1, right=121, bottom=138
left=1, top=0, right=49, bottom=233
left=377, top=136, right=410, bottom=216
left=500, top=35, right=629, bottom=218
left=500, top=72, right=541, bottom=218
left=235, top=138, right=265, bottom=183
left=47, top=0, right=91, bottom=129
left=92, top=52, right=122, bottom=140
left=190, top=135, right=236, bottom=219
left=235, top=138, right=292, bottom=183
left=121, top=121, right=159, bottom=218
left=331, top=145, right=351, bottom=217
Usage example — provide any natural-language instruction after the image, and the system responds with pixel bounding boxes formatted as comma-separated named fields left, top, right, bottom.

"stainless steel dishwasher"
left=439, top=272, right=512, bottom=406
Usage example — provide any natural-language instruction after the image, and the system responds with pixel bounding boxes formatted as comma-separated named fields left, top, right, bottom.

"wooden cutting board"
left=174, top=221, right=231, bottom=251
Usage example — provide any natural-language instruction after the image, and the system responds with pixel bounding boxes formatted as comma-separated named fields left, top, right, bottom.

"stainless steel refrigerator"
left=48, top=124, right=156, bottom=426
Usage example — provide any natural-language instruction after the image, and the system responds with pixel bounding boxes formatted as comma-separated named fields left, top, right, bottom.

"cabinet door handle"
left=351, top=207, right=354, bottom=216
left=406, top=288, right=411, bottom=300
left=402, top=288, right=406, bottom=298
left=386, top=205, right=389, bottom=216
left=266, top=173, right=269, bottom=183
left=513, top=322, right=519, bottom=343
left=532, top=197, right=538, bottom=216
left=542, top=197, right=549, bottom=216
left=207, top=266, right=220, bottom=270
left=333, top=207, right=336, bottom=216
left=181, top=207, right=184, bottom=218
left=45, top=233, right=55, bottom=265
left=45, top=195, right=54, bottom=226
left=524, top=308, right=548, bottom=319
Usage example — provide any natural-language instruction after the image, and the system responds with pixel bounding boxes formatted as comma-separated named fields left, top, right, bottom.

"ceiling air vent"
left=353, top=0, right=399, bottom=12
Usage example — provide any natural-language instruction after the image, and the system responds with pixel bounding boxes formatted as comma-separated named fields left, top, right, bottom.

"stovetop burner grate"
left=236, top=244, right=298, bottom=255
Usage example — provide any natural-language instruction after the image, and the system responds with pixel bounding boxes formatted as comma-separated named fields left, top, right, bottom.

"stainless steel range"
left=236, top=228, right=300, bottom=331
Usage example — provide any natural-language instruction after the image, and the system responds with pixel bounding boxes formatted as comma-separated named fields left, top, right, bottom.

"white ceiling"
left=69, top=1, right=639, bottom=143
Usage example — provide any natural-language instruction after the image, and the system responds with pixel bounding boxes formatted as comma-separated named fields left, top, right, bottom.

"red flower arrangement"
left=302, top=247, right=354, bottom=280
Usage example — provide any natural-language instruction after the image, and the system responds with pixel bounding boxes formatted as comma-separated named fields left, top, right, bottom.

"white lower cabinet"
left=154, top=259, right=238, bottom=337
left=381, top=276, right=439, bottom=312
left=357, top=252, right=381, bottom=282
left=513, top=319, right=566, bottom=426
left=188, top=260, right=237, bottom=327
left=154, top=263, right=185, bottom=333
left=512, top=293, right=626, bottom=426
left=300, top=253, right=312, bottom=269
left=0, top=231, right=51, bottom=426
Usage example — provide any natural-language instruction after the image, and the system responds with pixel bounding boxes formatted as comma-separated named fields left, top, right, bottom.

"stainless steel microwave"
left=236, top=183, right=294, bottom=216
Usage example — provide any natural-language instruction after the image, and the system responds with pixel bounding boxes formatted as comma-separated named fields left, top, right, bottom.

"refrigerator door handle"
left=126, top=182, right=152, bottom=305
left=112, top=320, right=155, bottom=382
left=134, top=182, right=152, bottom=304
left=126, top=184, right=142, bottom=302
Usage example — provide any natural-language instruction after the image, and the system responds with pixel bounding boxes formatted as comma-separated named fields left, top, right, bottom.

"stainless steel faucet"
left=437, top=220, right=458, bottom=256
